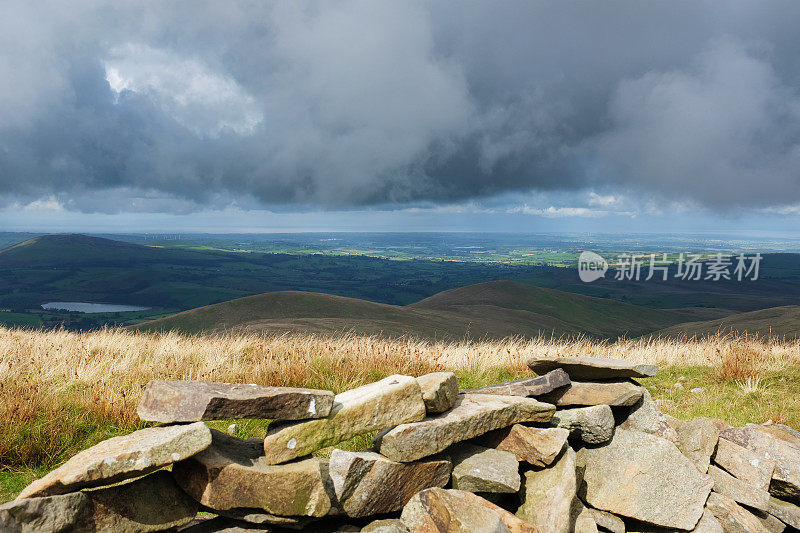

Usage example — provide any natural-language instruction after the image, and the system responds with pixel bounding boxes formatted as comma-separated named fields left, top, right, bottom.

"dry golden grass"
left=2, top=326, right=800, bottom=475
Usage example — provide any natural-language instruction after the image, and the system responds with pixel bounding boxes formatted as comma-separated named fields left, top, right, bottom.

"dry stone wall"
left=3, top=356, right=800, bottom=532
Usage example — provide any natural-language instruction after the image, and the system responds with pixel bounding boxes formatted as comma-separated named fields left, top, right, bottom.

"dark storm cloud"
left=1, top=0, right=800, bottom=212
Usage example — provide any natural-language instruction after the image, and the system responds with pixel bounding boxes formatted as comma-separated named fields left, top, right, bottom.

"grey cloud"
left=1, top=0, right=799, bottom=213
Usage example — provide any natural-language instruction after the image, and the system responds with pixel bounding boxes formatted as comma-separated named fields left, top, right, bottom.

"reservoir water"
left=41, top=302, right=152, bottom=313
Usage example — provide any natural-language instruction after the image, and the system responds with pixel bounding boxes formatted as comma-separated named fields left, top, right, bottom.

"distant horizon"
left=6, top=229, right=800, bottom=239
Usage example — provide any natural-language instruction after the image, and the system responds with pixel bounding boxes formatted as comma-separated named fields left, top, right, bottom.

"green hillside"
left=653, top=305, right=800, bottom=340
left=134, top=280, right=688, bottom=340
left=0, top=234, right=204, bottom=267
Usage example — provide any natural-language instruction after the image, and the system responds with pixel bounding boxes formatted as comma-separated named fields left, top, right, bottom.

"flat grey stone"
left=137, top=380, right=334, bottom=423
left=177, top=516, right=276, bottom=532
left=262, top=374, right=426, bottom=464
left=526, top=356, right=658, bottom=380
left=768, top=496, right=800, bottom=529
left=551, top=405, right=615, bottom=444
left=708, top=464, right=770, bottom=512
left=173, top=429, right=332, bottom=517
left=721, top=425, right=800, bottom=504
left=577, top=428, right=713, bottom=530
left=17, top=422, right=212, bottom=499
left=0, top=492, right=90, bottom=533
left=401, top=488, right=536, bottom=533
left=619, top=388, right=678, bottom=443
left=586, top=508, right=625, bottom=533
left=361, top=518, right=409, bottom=532
left=447, top=443, right=520, bottom=493
left=416, top=372, right=459, bottom=414
left=627, top=509, right=725, bottom=532
left=706, top=492, right=784, bottom=533
left=516, top=447, right=578, bottom=533
left=210, top=507, right=312, bottom=528
left=539, top=379, right=644, bottom=407
left=328, top=449, right=451, bottom=517
left=2, top=471, right=198, bottom=533
left=473, top=424, right=568, bottom=467
left=676, top=417, right=720, bottom=474
left=714, top=437, right=776, bottom=491
left=375, top=394, right=555, bottom=462
left=463, top=369, right=571, bottom=397
left=572, top=499, right=599, bottom=533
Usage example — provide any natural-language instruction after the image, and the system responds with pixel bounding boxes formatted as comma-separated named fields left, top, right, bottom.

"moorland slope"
left=134, top=280, right=688, bottom=340
left=653, top=305, right=800, bottom=340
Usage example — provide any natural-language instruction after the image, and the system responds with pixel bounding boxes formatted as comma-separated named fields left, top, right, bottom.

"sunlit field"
left=2, top=326, right=799, bottom=501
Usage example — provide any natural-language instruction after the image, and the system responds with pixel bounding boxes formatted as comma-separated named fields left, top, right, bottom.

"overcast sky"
left=2, top=1, right=800, bottom=233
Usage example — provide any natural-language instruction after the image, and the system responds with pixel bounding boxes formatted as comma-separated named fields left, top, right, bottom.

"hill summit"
left=134, top=280, right=686, bottom=340
left=0, top=234, right=153, bottom=268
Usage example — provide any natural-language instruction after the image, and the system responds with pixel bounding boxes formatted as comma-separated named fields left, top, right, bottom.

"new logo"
left=578, top=251, right=608, bottom=283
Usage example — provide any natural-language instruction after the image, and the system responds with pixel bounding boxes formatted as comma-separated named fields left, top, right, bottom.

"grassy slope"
left=654, top=305, right=800, bottom=340
left=0, top=233, right=207, bottom=267
left=134, top=280, right=687, bottom=340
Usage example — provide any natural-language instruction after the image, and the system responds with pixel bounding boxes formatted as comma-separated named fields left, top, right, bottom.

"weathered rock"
left=759, top=514, right=787, bottom=533
left=375, top=394, right=555, bottom=462
left=181, top=516, right=362, bottom=532
left=676, top=417, right=720, bottom=474
left=178, top=516, right=272, bottom=532
left=760, top=423, right=800, bottom=442
left=417, top=372, right=459, bottom=414
left=262, top=374, right=426, bottom=464
left=464, top=369, right=571, bottom=397
left=84, top=470, right=199, bottom=532
left=768, top=496, right=800, bottom=529
left=0, top=492, right=90, bottom=533
left=714, top=438, right=776, bottom=491
left=3, top=470, right=198, bottom=533
left=173, top=429, right=331, bottom=517
left=516, top=447, right=577, bottom=533
left=618, top=389, right=678, bottom=443
left=712, top=419, right=734, bottom=432
left=474, top=424, right=568, bottom=467
left=628, top=510, right=726, bottom=533
left=577, top=428, right=713, bottom=530
left=540, top=379, right=644, bottom=407
left=136, top=380, right=335, bottom=423
left=401, top=488, right=536, bottom=533
left=708, top=465, right=771, bottom=512
left=587, top=508, right=625, bottom=533
left=17, top=421, right=212, bottom=499
left=210, top=507, right=313, bottom=528
left=572, top=500, right=599, bottom=533
left=447, top=443, right=520, bottom=493
left=526, top=356, right=658, bottom=380
left=721, top=426, right=800, bottom=503
left=665, top=414, right=685, bottom=430
left=551, top=405, right=615, bottom=444
left=706, top=492, right=783, bottom=533
left=328, top=449, right=451, bottom=517
left=693, top=510, right=726, bottom=533
left=361, top=518, right=410, bottom=532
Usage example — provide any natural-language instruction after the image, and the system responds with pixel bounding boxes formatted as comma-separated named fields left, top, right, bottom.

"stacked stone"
left=3, top=359, right=800, bottom=532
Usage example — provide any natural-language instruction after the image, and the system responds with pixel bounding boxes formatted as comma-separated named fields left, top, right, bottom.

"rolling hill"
left=133, top=280, right=690, bottom=340
left=653, top=305, right=800, bottom=340
left=0, top=234, right=205, bottom=267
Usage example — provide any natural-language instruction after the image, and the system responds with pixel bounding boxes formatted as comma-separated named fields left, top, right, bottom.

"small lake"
left=41, top=302, right=152, bottom=313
